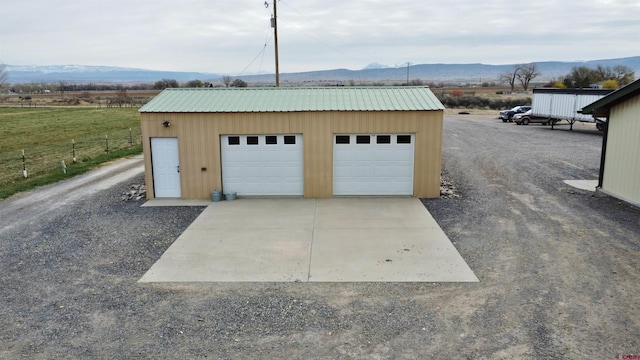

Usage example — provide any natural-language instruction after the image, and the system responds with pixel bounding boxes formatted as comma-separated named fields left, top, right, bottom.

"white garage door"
left=221, top=134, right=303, bottom=196
left=334, top=134, right=414, bottom=195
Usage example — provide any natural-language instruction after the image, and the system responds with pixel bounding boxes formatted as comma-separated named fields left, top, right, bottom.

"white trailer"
left=531, top=88, right=613, bottom=130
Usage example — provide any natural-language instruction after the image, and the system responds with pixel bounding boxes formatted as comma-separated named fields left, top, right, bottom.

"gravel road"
left=1, top=115, right=638, bottom=359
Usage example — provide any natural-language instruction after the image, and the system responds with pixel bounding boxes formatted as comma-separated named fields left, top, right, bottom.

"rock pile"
left=121, top=184, right=146, bottom=201
left=440, top=177, right=459, bottom=198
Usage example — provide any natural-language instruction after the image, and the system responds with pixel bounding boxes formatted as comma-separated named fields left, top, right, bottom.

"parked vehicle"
left=514, top=109, right=549, bottom=125
left=499, top=106, right=531, bottom=122
left=531, top=88, right=612, bottom=130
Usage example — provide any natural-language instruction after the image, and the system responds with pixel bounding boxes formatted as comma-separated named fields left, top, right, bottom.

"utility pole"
left=272, top=0, right=280, bottom=87
left=406, top=62, right=410, bottom=85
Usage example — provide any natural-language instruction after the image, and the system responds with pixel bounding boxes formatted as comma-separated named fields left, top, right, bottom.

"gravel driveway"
left=1, top=115, right=638, bottom=359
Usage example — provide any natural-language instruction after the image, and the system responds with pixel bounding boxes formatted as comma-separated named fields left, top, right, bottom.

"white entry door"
left=221, top=134, right=303, bottom=196
left=334, top=134, right=414, bottom=195
left=151, top=137, right=181, bottom=198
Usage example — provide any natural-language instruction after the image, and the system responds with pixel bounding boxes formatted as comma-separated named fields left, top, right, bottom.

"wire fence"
left=0, top=127, right=141, bottom=186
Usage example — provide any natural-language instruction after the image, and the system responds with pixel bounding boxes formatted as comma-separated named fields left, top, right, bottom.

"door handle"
left=177, top=165, right=180, bottom=173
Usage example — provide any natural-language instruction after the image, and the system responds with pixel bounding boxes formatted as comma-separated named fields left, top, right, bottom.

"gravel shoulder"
left=1, top=115, right=638, bottom=359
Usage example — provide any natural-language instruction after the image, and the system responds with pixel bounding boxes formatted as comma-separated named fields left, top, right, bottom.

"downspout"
left=597, top=113, right=610, bottom=189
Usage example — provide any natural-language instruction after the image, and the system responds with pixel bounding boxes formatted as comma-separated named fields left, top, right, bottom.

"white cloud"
left=0, top=0, right=638, bottom=74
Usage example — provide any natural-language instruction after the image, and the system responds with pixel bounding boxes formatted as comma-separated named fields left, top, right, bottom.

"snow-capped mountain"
left=4, top=65, right=220, bottom=83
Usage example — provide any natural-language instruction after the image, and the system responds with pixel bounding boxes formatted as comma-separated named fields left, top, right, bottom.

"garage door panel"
left=221, top=135, right=303, bottom=196
left=334, top=134, right=414, bottom=196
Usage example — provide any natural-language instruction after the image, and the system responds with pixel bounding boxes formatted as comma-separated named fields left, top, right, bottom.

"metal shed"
left=581, top=79, right=640, bottom=207
left=139, top=87, right=445, bottom=200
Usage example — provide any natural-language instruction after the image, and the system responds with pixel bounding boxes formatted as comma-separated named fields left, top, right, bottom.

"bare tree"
left=595, top=65, right=615, bottom=82
left=222, top=75, right=232, bottom=88
left=58, top=80, right=68, bottom=99
left=153, top=79, right=179, bottom=90
left=498, top=64, right=525, bottom=92
left=516, top=63, right=540, bottom=91
left=611, top=65, right=635, bottom=86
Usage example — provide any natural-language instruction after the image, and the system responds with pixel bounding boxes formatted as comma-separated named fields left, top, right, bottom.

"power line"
left=235, top=5, right=274, bottom=78
left=236, top=33, right=273, bottom=77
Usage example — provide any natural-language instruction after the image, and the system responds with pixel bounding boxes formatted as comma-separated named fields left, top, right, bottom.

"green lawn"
left=0, top=107, right=142, bottom=199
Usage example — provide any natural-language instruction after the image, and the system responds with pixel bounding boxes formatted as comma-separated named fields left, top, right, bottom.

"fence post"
left=72, top=139, right=77, bottom=163
left=105, top=134, right=109, bottom=153
left=129, top=128, right=133, bottom=147
left=22, top=149, right=27, bottom=178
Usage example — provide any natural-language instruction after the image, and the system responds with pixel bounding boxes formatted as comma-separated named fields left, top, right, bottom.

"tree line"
left=499, top=63, right=635, bottom=92
left=2, top=78, right=249, bottom=93
left=2, top=62, right=635, bottom=93
left=553, top=65, right=635, bottom=89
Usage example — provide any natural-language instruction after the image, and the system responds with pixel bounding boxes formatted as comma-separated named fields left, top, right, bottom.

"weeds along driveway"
left=0, top=115, right=639, bottom=359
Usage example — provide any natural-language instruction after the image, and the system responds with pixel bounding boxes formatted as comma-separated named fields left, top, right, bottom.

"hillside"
left=4, top=56, right=639, bottom=85
left=4, top=65, right=219, bottom=84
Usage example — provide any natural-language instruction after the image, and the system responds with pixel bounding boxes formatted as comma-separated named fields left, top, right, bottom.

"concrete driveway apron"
left=139, top=198, right=478, bottom=282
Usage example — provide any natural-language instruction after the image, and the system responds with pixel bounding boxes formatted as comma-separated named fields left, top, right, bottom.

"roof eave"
left=140, top=108, right=444, bottom=114
left=581, top=79, right=640, bottom=115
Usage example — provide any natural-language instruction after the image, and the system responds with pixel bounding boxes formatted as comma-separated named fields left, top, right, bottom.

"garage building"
left=139, top=87, right=444, bottom=199
left=581, top=78, right=640, bottom=208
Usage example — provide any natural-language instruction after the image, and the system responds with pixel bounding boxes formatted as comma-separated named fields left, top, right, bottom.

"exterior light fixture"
left=162, top=121, right=171, bottom=127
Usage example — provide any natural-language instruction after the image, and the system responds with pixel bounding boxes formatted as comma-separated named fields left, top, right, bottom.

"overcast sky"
left=1, top=0, right=639, bottom=75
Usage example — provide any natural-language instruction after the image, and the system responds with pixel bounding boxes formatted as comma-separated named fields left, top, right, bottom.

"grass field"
left=0, top=107, right=142, bottom=199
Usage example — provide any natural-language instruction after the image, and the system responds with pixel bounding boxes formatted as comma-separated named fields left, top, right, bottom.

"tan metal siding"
left=602, top=94, right=640, bottom=204
left=141, top=110, right=443, bottom=199
left=142, top=112, right=181, bottom=199
left=301, top=112, right=332, bottom=197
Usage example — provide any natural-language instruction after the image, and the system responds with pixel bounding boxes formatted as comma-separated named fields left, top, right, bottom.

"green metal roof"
left=139, top=87, right=445, bottom=113
left=581, top=78, right=640, bottom=115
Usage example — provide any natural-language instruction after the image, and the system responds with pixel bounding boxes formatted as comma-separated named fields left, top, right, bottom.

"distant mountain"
left=5, top=57, right=639, bottom=84
left=243, top=56, right=640, bottom=84
left=5, top=65, right=221, bottom=84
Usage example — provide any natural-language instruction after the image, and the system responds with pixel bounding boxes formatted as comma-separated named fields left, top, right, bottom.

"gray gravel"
left=1, top=115, right=639, bottom=359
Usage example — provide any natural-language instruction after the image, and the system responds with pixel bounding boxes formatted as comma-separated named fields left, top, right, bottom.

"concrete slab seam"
left=307, top=199, right=317, bottom=282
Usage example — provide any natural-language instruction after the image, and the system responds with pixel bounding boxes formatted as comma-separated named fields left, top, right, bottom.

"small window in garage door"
left=228, top=136, right=240, bottom=145
left=397, top=135, right=411, bottom=144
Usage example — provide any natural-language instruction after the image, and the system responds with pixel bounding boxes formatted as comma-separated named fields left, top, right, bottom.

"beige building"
left=139, top=87, right=444, bottom=199
left=581, top=79, right=640, bottom=207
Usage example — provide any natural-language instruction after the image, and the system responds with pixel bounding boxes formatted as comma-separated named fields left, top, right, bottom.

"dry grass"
left=0, top=107, right=141, bottom=191
left=0, top=90, right=160, bottom=107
